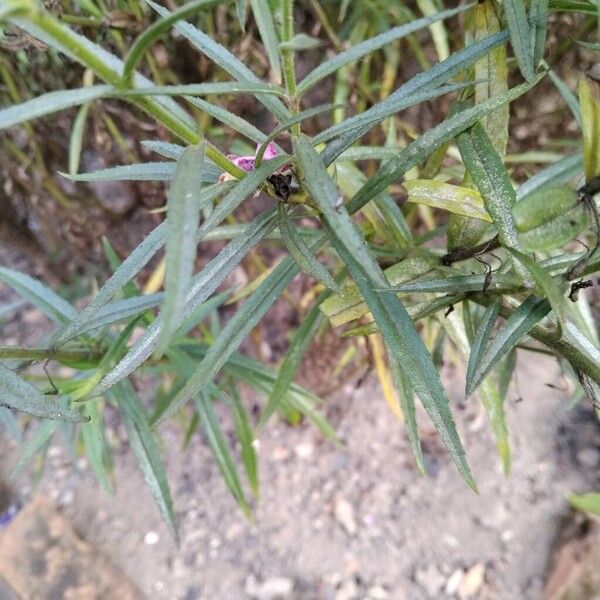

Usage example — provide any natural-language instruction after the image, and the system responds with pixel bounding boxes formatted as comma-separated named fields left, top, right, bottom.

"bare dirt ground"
left=2, top=352, right=599, bottom=600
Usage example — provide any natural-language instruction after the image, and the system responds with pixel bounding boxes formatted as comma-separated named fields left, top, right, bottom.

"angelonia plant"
left=1, top=0, right=600, bottom=537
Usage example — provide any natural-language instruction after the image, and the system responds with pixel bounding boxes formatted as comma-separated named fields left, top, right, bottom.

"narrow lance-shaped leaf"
left=466, top=299, right=501, bottom=391
left=455, top=121, right=529, bottom=281
left=56, top=182, right=230, bottom=344
left=467, top=296, right=551, bottom=396
left=277, top=204, right=339, bottom=292
left=250, top=0, right=281, bottom=84
left=0, top=85, right=111, bottom=129
left=69, top=102, right=91, bottom=175
left=112, top=381, right=179, bottom=540
left=0, top=363, right=88, bottom=423
left=296, top=3, right=475, bottom=95
left=388, top=352, right=425, bottom=474
left=507, top=248, right=568, bottom=336
left=196, top=392, right=251, bottom=515
left=529, top=0, right=549, bottom=66
left=503, top=0, right=535, bottom=82
left=155, top=144, right=206, bottom=358
left=0, top=267, right=77, bottom=324
left=294, top=135, right=476, bottom=489
left=230, top=385, right=258, bottom=496
left=259, top=283, right=333, bottom=428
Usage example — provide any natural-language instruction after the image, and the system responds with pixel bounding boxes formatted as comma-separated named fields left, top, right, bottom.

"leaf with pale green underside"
left=503, top=0, right=535, bottom=82
left=112, top=381, right=179, bottom=540
left=403, top=180, right=491, bottom=222
left=230, top=386, right=258, bottom=496
left=475, top=0, right=509, bottom=155
left=277, top=204, right=338, bottom=292
left=235, top=0, right=247, bottom=30
left=296, top=3, right=474, bottom=95
left=196, top=392, right=251, bottom=515
left=507, top=248, right=568, bottom=336
left=69, top=102, right=91, bottom=176
left=0, top=363, right=88, bottom=422
left=250, top=0, right=281, bottom=84
left=294, top=135, right=475, bottom=490
left=259, top=285, right=332, bottom=429
left=467, top=300, right=501, bottom=391
left=0, top=267, right=76, bottom=325
left=155, top=144, right=206, bottom=358
left=81, top=400, right=113, bottom=492
left=529, top=0, right=549, bottom=66
left=467, top=297, right=551, bottom=396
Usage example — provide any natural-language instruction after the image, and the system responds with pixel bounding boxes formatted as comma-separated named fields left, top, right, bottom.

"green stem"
left=280, top=0, right=300, bottom=135
left=0, top=347, right=102, bottom=362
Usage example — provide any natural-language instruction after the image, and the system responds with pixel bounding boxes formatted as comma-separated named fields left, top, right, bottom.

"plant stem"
left=280, top=0, right=300, bottom=135
left=0, top=347, right=102, bottom=362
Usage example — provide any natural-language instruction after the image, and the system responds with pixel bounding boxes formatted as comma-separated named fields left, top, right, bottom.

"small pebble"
left=445, top=569, right=464, bottom=595
left=294, top=443, right=314, bottom=459
left=144, top=531, right=159, bottom=545
left=415, top=565, right=445, bottom=598
left=334, top=498, right=357, bottom=535
left=458, top=563, right=485, bottom=599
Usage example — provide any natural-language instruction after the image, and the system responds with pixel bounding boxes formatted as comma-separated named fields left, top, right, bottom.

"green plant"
left=2, top=0, right=600, bottom=536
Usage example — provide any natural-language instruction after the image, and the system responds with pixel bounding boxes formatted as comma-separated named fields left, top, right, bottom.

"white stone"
left=144, top=531, right=159, bottom=545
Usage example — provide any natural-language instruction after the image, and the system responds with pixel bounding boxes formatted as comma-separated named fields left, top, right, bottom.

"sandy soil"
left=2, top=352, right=599, bottom=600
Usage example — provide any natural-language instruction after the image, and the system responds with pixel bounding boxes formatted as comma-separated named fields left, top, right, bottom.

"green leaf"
left=230, top=385, right=258, bottom=496
left=347, top=78, right=539, bottom=214
left=403, top=180, right=491, bottom=222
left=296, top=3, right=475, bottom=95
left=0, top=85, right=111, bottom=129
left=250, top=0, right=281, bottom=84
left=529, top=0, right=549, bottom=66
left=119, top=81, right=286, bottom=97
left=456, top=122, right=519, bottom=243
left=91, top=210, right=279, bottom=397
left=503, top=0, right=535, bottom=81
left=11, top=420, right=58, bottom=479
left=147, top=0, right=289, bottom=121
left=0, top=407, right=21, bottom=442
left=314, top=81, right=476, bottom=145
left=294, top=135, right=475, bottom=489
left=569, top=492, right=600, bottom=514
left=112, top=380, right=179, bottom=540
left=507, top=248, right=568, bottom=335
left=196, top=392, right=251, bottom=515
left=475, top=0, right=509, bottom=155
left=516, top=152, right=582, bottom=199
left=388, top=354, right=425, bottom=474
left=0, top=267, right=77, bottom=324
left=122, top=0, right=218, bottom=83
left=235, top=0, right=247, bottom=30
left=259, top=285, right=332, bottom=428
left=65, top=160, right=220, bottom=183
left=466, top=299, right=500, bottom=392
left=0, top=363, right=88, bottom=422
left=81, top=400, right=113, bottom=492
left=579, top=77, right=600, bottom=181
left=277, top=204, right=339, bottom=291
left=547, top=69, right=581, bottom=125
left=279, top=33, right=321, bottom=50
left=155, top=144, right=206, bottom=358
left=68, top=102, right=91, bottom=175
left=467, top=296, right=551, bottom=396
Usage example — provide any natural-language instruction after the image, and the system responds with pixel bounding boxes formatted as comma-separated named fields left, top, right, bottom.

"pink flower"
left=227, top=141, right=280, bottom=172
